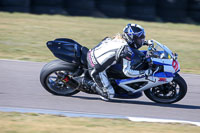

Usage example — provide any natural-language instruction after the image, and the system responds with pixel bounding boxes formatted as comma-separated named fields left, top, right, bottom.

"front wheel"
left=144, top=74, right=187, bottom=104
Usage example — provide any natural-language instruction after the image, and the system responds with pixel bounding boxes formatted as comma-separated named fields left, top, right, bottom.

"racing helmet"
left=123, top=23, right=146, bottom=49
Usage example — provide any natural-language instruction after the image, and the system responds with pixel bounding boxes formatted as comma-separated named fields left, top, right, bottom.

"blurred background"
left=0, top=0, right=200, bottom=73
left=0, top=0, right=200, bottom=23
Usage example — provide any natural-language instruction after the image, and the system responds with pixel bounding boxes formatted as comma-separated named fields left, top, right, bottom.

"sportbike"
left=40, top=38, right=187, bottom=104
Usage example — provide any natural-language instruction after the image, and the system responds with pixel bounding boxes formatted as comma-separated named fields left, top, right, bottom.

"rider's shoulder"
left=112, top=38, right=128, bottom=47
left=102, top=37, right=111, bottom=42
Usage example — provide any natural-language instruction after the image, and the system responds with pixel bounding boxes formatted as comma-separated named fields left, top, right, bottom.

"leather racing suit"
left=87, top=37, right=144, bottom=99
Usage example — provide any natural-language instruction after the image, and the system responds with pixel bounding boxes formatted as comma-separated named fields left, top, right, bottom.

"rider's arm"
left=122, top=59, right=143, bottom=77
left=119, top=45, right=143, bottom=77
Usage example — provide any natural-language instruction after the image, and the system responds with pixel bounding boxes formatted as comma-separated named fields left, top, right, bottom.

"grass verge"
left=0, top=112, right=200, bottom=133
left=0, top=12, right=200, bottom=73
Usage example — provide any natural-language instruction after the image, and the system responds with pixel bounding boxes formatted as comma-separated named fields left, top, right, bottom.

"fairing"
left=47, top=38, right=88, bottom=66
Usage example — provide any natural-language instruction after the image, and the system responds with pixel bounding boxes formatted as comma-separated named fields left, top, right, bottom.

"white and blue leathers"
left=87, top=37, right=144, bottom=99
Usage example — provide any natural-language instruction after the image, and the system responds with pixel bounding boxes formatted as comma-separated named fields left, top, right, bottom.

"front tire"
left=40, top=59, right=80, bottom=96
left=144, top=74, right=187, bottom=104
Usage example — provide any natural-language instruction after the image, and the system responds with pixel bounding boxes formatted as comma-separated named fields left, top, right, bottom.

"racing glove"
left=144, top=40, right=154, bottom=46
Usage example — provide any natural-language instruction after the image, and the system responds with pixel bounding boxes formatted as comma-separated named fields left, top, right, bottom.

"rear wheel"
left=40, top=59, right=80, bottom=96
left=144, top=74, right=187, bottom=104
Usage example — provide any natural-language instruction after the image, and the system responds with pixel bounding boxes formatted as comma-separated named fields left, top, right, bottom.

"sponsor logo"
left=126, top=56, right=131, bottom=61
left=91, top=54, right=97, bottom=65
left=158, top=78, right=167, bottom=82
left=172, top=60, right=178, bottom=71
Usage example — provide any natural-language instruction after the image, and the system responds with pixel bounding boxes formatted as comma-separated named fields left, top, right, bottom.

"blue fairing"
left=46, top=38, right=82, bottom=63
left=154, top=72, right=174, bottom=78
left=140, top=50, right=147, bottom=55
left=110, top=63, right=122, bottom=71
left=153, top=61, right=171, bottom=66
left=114, top=92, right=143, bottom=99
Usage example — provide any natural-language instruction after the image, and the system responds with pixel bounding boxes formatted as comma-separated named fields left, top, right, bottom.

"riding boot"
left=82, top=78, right=96, bottom=91
left=82, top=78, right=110, bottom=101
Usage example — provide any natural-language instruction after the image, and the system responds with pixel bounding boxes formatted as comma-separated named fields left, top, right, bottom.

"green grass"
left=0, top=12, right=200, bottom=73
left=0, top=112, right=199, bottom=133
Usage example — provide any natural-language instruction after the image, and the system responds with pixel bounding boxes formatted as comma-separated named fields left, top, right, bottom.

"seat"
left=80, top=46, right=89, bottom=67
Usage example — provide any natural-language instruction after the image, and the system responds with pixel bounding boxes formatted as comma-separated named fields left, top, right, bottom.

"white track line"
left=128, top=117, right=200, bottom=126
left=0, top=59, right=33, bottom=63
left=0, top=106, right=200, bottom=126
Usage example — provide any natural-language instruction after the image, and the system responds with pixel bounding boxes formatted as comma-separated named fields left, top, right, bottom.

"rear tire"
left=144, top=74, right=187, bottom=104
left=40, top=59, right=80, bottom=96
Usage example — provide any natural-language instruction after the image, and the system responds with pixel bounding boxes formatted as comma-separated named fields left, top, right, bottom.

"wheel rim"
left=46, top=70, right=76, bottom=95
left=149, top=80, right=181, bottom=103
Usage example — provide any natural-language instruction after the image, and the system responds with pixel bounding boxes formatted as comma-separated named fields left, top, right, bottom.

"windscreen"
left=149, top=40, right=174, bottom=59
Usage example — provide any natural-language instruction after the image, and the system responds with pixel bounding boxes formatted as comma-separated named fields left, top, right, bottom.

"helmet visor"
left=135, top=38, right=145, bottom=49
left=139, top=34, right=145, bottom=39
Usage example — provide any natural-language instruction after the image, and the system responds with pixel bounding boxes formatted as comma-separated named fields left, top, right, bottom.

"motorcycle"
left=40, top=38, right=187, bottom=104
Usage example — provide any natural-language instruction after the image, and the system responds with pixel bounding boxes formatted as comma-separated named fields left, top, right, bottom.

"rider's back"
left=92, top=35, right=129, bottom=70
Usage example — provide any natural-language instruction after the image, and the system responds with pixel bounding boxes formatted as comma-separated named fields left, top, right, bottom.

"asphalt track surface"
left=0, top=60, right=200, bottom=122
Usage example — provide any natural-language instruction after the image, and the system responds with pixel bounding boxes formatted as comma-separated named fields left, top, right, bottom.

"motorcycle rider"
left=84, top=23, right=152, bottom=101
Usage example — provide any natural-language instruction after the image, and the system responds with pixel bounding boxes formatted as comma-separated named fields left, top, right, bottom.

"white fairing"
left=117, top=39, right=179, bottom=94
left=152, top=58, right=176, bottom=73
left=164, top=65, right=175, bottom=73
left=118, top=76, right=173, bottom=93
